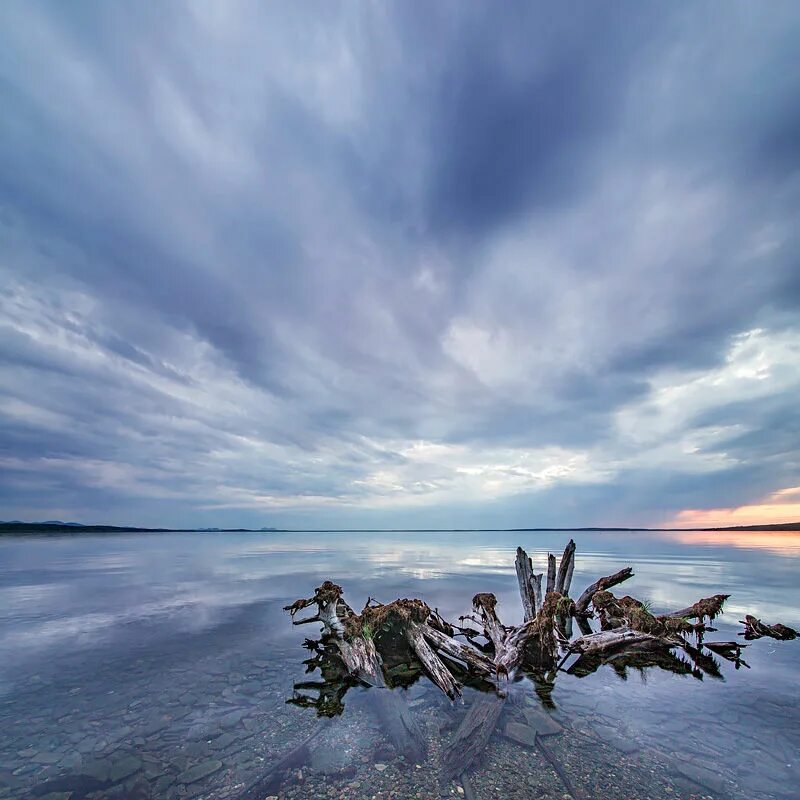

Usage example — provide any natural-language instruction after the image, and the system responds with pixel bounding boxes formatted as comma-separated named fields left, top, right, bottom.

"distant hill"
left=0, top=521, right=167, bottom=535
left=0, top=521, right=286, bottom=535
left=2, top=520, right=799, bottom=536
left=705, top=522, right=800, bottom=532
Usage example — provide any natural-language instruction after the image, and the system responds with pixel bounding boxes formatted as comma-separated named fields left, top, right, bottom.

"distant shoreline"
left=2, top=521, right=799, bottom=536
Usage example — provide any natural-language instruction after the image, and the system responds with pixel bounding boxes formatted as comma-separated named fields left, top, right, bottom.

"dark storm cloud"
left=423, top=4, right=660, bottom=236
left=1, top=1, right=799, bottom=527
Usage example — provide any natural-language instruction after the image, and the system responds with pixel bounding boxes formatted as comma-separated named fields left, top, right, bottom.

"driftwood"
left=739, top=614, right=798, bottom=641
left=569, top=628, right=665, bottom=655
left=546, top=553, right=557, bottom=594
left=284, top=584, right=430, bottom=760
left=277, top=540, right=797, bottom=793
left=372, top=689, right=426, bottom=763
left=555, top=539, right=576, bottom=595
left=235, top=719, right=330, bottom=800
left=440, top=693, right=505, bottom=783
left=515, top=546, right=541, bottom=621
left=665, top=594, right=729, bottom=622
left=573, top=567, right=633, bottom=614
left=536, top=731, right=580, bottom=799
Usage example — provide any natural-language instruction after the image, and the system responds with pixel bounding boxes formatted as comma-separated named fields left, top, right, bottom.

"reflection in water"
left=0, top=529, right=798, bottom=800
left=672, top=528, right=800, bottom=556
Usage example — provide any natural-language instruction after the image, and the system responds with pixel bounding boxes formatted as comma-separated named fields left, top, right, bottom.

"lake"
left=0, top=529, right=798, bottom=800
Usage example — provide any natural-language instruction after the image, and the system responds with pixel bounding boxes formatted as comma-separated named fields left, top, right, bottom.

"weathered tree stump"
left=277, top=540, right=797, bottom=793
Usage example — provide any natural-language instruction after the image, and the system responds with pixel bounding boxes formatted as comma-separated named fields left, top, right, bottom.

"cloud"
left=672, top=487, right=800, bottom=529
left=0, top=1, right=799, bottom=527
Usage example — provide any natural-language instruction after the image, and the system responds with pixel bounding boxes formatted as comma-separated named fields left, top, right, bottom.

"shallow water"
left=0, top=529, right=798, bottom=800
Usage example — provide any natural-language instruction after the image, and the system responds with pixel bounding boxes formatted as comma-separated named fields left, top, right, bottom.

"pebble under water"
left=0, top=530, right=798, bottom=800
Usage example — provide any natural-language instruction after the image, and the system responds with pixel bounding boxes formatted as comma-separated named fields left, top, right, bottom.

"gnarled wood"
left=440, top=693, right=505, bottom=784
left=546, top=553, right=557, bottom=594
left=284, top=541, right=796, bottom=788
left=664, top=594, right=729, bottom=622
left=569, top=627, right=666, bottom=655
left=563, top=559, right=575, bottom=599
left=471, top=592, right=506, bottom=652
left=740, top=614, right=798, bottom=640
left=406, top=622, right=460, bottom=699
left=573, top=567, right=634, bottom=614
left=555, top=539, right=576, bottom=595
left=438, top=559, right=566, bottom=783
left=532, top=572, right=544, bottom=611
left=421, top=624, right=495, bottom=675
left=515, top=546, right=538, bottom=621
left=284, top=588, right=428, bottom=761
left=370, top=688, right=426, bottom=763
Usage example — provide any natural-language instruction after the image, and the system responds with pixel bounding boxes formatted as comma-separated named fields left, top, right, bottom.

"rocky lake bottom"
left=1, top=530, right=798, bottom=799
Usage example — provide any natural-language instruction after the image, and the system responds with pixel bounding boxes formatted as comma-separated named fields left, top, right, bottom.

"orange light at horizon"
left=671, top=486, right=800, bottom=529
left=670, top=529, right=800, bottom=556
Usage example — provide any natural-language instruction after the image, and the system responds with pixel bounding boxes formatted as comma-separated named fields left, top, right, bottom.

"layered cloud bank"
left=1, top=2, right=799, bottom=528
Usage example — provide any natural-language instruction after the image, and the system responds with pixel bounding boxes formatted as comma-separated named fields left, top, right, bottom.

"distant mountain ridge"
left=0, top=521, right=168, bottom=534
left=1, top=521, right=799, bottom=535
left=0, top=520, right=280, bottom=531
left=2, top=520, right=89, bottom=527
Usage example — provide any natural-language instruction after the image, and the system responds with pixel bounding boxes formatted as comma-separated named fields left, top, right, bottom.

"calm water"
left=0, top=530, right=798, bottom=800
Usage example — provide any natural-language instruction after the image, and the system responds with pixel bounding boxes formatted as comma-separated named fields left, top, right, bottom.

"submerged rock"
left=209, top=732, right=237, bottom=751
left=737, top=769, right=795, bottom=796
left=31, top=752, right=61, bottom=765
left=187, top=722, right=221, bottom=741
left=522, top=708, right=563, bottom=736
left=178, top=758, right=222, bottom=784
left=81, top=757, right=112, bottom=782
left=109, top=755, right=142, bottom=783
left=139, top=717, right=169, bottom=737
left=152, top=774, right=176, bottom=794
left=219, top=709, right=246, bottom=729
left=591, top=722, right=640, bottom=754
left=29, top=772, right=110, bottom=798
left=674, top=760, right=728, bottom=794
left=503, top=721, right=538, bottom=748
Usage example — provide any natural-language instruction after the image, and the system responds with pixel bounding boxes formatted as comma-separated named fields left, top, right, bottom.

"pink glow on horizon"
left=671, top=486, right=800, bottom=528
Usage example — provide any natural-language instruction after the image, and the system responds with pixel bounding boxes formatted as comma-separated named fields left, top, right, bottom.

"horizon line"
left=3, top=521, right=800, bottom=533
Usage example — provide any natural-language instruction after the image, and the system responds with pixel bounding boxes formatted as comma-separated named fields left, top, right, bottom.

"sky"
left=1, top=2, right=799, bottom=530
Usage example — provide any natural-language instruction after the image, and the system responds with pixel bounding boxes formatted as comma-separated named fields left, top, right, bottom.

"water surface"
left=0, top=530, right=798, bottom=799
